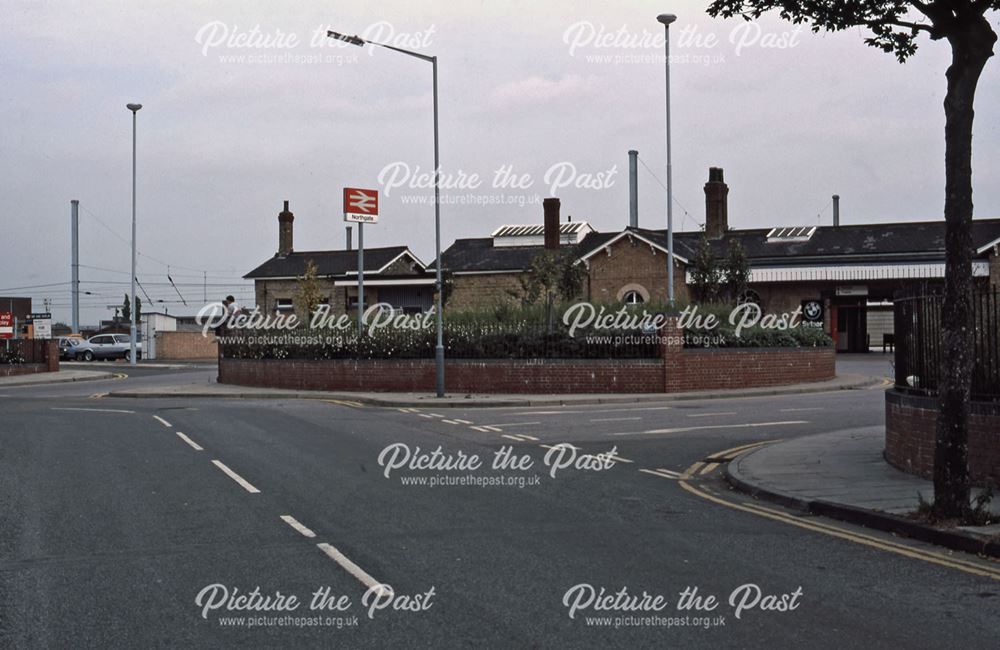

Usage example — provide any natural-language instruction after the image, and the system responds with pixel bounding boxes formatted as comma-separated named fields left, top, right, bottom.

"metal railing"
left=894, top=287, right=1000, bottom=401
left=0, top=339, right=49, bottom=365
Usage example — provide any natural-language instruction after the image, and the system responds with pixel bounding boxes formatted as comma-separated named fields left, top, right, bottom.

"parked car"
left=74, top=333, right=143, bottom=362
left=57, top=337, right=81, bottom=360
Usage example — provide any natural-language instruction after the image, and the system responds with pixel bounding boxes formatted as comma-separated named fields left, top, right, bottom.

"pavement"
left=728, top=427, right=1000, bottom=556
left=0, top=369, right=117, bottom=387
left=105, top=372, right=882, bottom=407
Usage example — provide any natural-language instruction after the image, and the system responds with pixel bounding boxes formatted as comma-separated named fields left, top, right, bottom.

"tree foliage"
left=294, top=260, right=325, bottom=323
left=689, top=235, right=722, bottom=303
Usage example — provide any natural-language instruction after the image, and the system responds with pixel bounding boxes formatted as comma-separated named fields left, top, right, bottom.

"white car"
left=73, top=333, right=143, bottom=362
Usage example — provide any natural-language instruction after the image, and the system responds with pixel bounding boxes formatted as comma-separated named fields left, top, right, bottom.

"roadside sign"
left=343, top=187, right=379, bottom=223
left=0, top=312, right=12, bottom=339
left=29, top=312, right=52, bottom=339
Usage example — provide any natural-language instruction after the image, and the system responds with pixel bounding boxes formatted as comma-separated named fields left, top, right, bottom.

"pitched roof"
left=674, top=218, right=1000, bottom=265
left=434, top=238, right=551, bottom=273
left=244, top=246, right=422, bottom=279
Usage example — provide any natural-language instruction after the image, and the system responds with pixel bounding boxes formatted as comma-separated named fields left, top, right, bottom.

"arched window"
left=623, top=290, right=645, bottom=305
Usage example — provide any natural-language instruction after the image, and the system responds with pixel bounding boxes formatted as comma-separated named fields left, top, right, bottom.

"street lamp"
left=328, top=29, right=446, bottom=397
left=126, top=102, right=142, bottom=366
left=657, top=13, right=676, bottom=306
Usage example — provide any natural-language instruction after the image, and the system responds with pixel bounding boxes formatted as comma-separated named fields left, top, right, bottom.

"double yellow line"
left=680, top=444, right=1000, bottom=581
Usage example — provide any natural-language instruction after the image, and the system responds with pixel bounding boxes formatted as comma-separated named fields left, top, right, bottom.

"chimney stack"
left=346, top=226, right=353, bottom=250
left=832, top=194, right=840, bottom=228
left=628, top=150, right=639, bottom=229
left=543, top=197, right=561, bottom=250
left=704, top=167, right=729, bottom=239
left=277, top=200, right=294, bottom=256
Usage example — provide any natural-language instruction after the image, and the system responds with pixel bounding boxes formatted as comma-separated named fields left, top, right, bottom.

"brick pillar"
left=45, top=339, right=59, bottom=372
left=661, top=315, right=685, bottom=392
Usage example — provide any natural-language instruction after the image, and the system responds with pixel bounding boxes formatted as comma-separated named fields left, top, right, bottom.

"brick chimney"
left=704, top=168, right=729, bottom=239
left=543, top=197, right=560, bottom=250
left=278, top=200, right=294, bottom=256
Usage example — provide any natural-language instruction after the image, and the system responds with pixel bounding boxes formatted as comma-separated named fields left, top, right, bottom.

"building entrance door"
left=836, top=303, right=868, bottom=353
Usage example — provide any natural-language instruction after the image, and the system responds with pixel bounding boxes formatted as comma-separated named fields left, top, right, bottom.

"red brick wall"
left=0, top=363, right=48, bottom=377
left=156, top=331, right=218, bottom=360
left=219, top=358, right=665, bottom=394
left=885, top=390, right=1000, bottom=485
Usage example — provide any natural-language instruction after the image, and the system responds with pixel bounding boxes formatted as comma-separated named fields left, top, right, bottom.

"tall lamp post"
left=126, top=103, right=142, bottom=366
left=328, top=29, right=445, bottom=397
left=657, top=13, right=677, bottom=306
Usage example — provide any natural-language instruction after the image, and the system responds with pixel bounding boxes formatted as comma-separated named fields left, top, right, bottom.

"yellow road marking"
left=678, top=479, right=1000, bottom=581
left=682, top=462, right=704, bottom=479
left=707, top=439, right=777, bottom=460
left=324, top=399, right=363, bottom=408
left=699, top=462, right=720, bottom=475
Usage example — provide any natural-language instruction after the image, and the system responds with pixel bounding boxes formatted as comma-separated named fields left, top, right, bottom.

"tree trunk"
left=933, top=16, right=996, bottom=518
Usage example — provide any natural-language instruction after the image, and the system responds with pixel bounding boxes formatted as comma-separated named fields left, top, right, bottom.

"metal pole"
left=658, top=14, right=677, bottom=306
left=71, top=200, right=80, bottom=333
left=129, top=108, right=138, bottom=365
left=357, top=222, right=364, bottom=337
left=628, top=150, right=638, bottom=229
left=432, top=56, right=444, bottom=397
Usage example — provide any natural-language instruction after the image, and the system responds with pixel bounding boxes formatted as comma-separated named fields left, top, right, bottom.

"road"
left=1, top=356, right=998, bottom=648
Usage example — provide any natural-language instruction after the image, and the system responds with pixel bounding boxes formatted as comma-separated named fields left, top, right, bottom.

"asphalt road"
left=1, top=357, right=998, bottom=648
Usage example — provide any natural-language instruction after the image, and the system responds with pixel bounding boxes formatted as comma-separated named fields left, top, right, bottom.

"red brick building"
left=437, top=169, right=1000, bottom=352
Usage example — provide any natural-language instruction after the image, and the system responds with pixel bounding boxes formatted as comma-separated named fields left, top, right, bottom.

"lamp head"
left=327, top=30, right=365, bottom=47
left=126, top=103, right=142, bottom=112
left=657, top=14, right=677, bottom=26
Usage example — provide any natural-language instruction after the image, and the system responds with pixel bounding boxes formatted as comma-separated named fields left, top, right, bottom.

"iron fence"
left=0, top=339, right=49, bottom=365
left=894, top=287, right=1000, bottom=401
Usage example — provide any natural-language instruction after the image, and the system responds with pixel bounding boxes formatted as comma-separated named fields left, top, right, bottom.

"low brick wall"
left=218, top=341, right=835, bottom=394
left=0, top=363, right=49, bottom=377
left=885, top=389, right=1000, bottom=485
left=155, top=331, right=218, bottom=360
left=669, top=348, right=835, bottom=392
left=219, top=358, right=666, bottom=394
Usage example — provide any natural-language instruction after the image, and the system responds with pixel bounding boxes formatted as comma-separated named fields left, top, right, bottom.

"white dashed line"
left=442, top=419, right=462, bottom=425
left=280, top=515, right=316, bottom=538
left=483, top=422, right=541, bottom=428
left=50, top=407, right=134, bottom=414
left=211, top=460, right=260, bottom=493
left=613, top=420, right=810, bottom=436
left=780, top=407, right=825, bottom=412
left=501, top=434, right=527, bottom=442
left=483, top=426, right=504, bottom=432
left=590, top=417, right=642, bottom=422
left=175, top=431, right=203, bottom=451
left=317, top=543, right=392, bottom=597
left=152, top=415, right=172, bottom=428
left=640, top=468, right=684, bottom=480
left=686, top=412, right=737, bottom=418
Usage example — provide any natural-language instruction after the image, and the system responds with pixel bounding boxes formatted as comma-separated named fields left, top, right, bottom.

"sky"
left=2, top=0, right=999, bottom=326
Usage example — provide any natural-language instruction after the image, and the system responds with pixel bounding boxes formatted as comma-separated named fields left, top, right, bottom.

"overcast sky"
left=3, top=0, right=999, bottom=325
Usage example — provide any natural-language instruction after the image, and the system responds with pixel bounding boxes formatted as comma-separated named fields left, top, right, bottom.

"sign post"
left=343, top=188, right=379, bottom=336
left=29, top=312, right=52, bottom=339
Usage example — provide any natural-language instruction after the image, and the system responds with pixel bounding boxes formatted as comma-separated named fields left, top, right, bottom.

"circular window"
left=623, top=290, right=645, bottom=305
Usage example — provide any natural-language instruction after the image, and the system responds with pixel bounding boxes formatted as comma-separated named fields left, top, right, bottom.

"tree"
left=121, top=294, right=131, bottom=323
left=689, top=235, right=722, bottom=303
left=135, top=296, right=142, bottom=324
left=707, top=0, right=997, bottom=518
left=513, top=250, right=586, bottom=331
left=722, top=238, right=751, bottom=303
left=294, top=260, right=324, bottom=325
